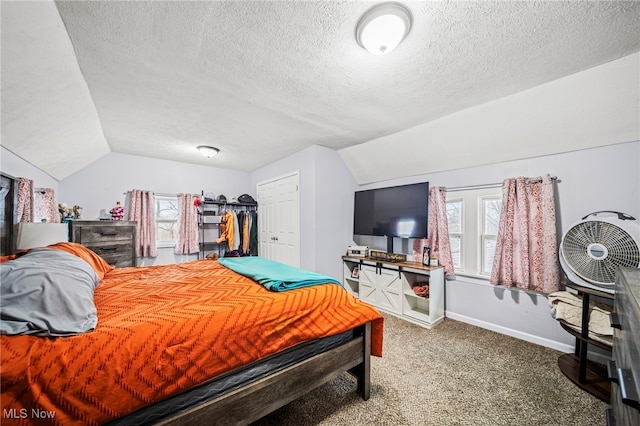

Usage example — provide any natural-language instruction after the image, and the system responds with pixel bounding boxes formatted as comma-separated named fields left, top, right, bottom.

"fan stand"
left=557, top=280, right=613, bottom=403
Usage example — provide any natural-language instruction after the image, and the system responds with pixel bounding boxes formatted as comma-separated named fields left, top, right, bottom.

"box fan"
left=559, top=211, right=640, bottom=293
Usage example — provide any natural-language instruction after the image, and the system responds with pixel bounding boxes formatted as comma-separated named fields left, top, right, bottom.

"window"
left=446, top=199, right=463, bottom=269
left=481, top=198, right=502, bottom=275
left=156, top=196, right=179, bottom=247
left=446, top=188, right=502, bottom=278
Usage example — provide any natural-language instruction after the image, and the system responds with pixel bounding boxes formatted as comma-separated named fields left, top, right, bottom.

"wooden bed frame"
left=156, top=322, right=372, bottom=426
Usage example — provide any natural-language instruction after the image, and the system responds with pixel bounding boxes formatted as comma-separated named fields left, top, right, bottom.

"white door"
left=257, top=172, right=300, bottom=267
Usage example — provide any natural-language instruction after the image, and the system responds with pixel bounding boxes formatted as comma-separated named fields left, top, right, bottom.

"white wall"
left=353, top=141, right=640, bottom=354
left=250, top=147, right=316, bottom=271
left=313, top=146, right=359, bottom=280
left=1, top=146, right=60, bottom=192
left=250, top=145, right=358, bottom=279
left=59, top=152, right=253, bottom=265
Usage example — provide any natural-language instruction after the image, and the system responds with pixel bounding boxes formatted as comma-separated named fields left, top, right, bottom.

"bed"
left=0, top=243, right=384, bottom=425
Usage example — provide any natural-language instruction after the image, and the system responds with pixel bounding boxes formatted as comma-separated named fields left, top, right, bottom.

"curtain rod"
left=445, top=176, right=557, bottom=192
left=122, top=191, right=176, bottom=197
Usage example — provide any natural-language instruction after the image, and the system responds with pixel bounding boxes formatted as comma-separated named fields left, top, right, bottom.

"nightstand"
left=69, top=220, right=137, bottom=267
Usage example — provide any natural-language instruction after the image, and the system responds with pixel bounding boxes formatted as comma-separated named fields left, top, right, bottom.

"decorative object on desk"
left=72, top=205, right=82, bottom=219
left=369, top=250, right=406, bottom=263
left=559, top=211, right=640, bottom=293
left=347, top=245, right=368, bottom=257
left=422, top=246, right=431, bottom=266
left=58, top=203, right=76, bottom=222
left=430, top=256, right=438, bottom=267
left=110, top=201, right=125, bottom=221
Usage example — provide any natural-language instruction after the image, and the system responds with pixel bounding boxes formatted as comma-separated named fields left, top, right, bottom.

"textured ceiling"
left=2, top=1, right=639, bottom=180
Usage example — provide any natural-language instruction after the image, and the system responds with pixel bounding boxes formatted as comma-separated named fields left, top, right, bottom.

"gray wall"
left=59, top=151, right=253, bottom=265
left=4, top=137, right=639, bottom=356
left=354, top=141, right=640, bottom=354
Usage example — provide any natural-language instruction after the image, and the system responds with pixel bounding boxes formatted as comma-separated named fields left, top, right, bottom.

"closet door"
left=257, top=172, right=300, bottom=267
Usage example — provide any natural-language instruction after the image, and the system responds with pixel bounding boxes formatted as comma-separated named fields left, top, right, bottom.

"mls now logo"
left=3, top=408, right=56, bottom=419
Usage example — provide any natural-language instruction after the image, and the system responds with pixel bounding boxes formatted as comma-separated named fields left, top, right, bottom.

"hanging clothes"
left=237, top=211, right=246, bottom=253
left=248, top=210, right=258, bottom=256
left=216, top=210, right=236, bottom=250
left=232, top=211, right=240, bottom=251
left=242, top=212, right=250, bottom=254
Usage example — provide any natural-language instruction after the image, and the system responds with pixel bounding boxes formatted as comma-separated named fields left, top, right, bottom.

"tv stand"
left=342, top=255, right=445, bottom=329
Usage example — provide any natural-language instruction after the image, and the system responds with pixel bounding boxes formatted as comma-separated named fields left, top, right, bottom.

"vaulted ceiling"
left=2, top=1, right=639, bottom=180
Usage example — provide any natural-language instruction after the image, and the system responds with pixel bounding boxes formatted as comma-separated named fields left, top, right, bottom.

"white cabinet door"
left=359, top=265, right=378, bottom=305
left=360, top=265, right=402, bottom=314
left=257, top=172, right=300, bottom=267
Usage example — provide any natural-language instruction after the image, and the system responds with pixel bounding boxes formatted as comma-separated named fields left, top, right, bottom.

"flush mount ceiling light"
left=356, top=2, right=412, bottom=55
left=197, top=145, right=220, bottom=158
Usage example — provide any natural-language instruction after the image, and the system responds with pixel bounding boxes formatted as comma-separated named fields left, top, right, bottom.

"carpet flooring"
left=252, top=314, right=607, bottom=426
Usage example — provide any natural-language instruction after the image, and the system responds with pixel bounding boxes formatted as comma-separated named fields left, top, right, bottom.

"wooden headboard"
left=1, top=173, right=17, bottom=256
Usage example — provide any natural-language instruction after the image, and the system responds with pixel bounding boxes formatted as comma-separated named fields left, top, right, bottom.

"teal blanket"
left=218, top=257, right=342, bottom=292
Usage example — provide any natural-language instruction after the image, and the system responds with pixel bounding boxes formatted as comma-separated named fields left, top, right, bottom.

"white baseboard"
left=444, top=311, right=611, bottom=365
left=445, top=311, right=573, bottom=352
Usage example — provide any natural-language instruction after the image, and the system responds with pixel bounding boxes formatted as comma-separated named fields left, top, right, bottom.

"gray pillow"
left=1, top=248, right=100, bottom=337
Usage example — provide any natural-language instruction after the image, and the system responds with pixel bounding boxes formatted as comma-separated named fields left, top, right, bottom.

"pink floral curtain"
left=175, top=193, right=200, bottom=255
left=490, top=175, right=560, bottom=294
left=34, top=189, right=60, bottom=223
left=16, top=178, right=34, bottom=223
left=413, top=186, right=455, bottom=277
left=129, top=189, right=157, bottom=258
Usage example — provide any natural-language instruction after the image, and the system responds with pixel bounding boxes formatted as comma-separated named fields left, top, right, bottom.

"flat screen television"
left=353, top=182, right=429, bottom=252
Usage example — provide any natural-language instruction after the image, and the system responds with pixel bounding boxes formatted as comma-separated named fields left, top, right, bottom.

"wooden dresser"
left=609, top=267, right=640, bottom=425
left=70, top=220, right=137, bottom=267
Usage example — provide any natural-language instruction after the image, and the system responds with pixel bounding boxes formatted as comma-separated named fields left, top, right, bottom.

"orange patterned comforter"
left=1, top=259, right=383, bottom=425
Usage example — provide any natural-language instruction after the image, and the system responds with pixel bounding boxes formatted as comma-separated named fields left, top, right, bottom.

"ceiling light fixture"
left=356, top=2, right=412, bottom=55
left=197, top=145, right=220, bottom=158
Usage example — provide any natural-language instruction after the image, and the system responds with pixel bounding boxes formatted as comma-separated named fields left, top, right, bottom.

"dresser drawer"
left=83, top=242, right=134, bottom=268
left=70, top=221, right=137, bottom=268
left=75, top=226, right=134, bottom=244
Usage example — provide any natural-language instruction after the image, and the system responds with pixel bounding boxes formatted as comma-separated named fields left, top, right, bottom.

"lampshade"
left=356, top=2, right=412, bottom=55
left=15, top=223, right=69, bottom=251
left=197, top=146, right=220, bottom=158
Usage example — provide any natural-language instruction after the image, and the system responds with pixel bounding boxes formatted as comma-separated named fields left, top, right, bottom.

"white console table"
left=342, top=256, right=445, bottom=328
